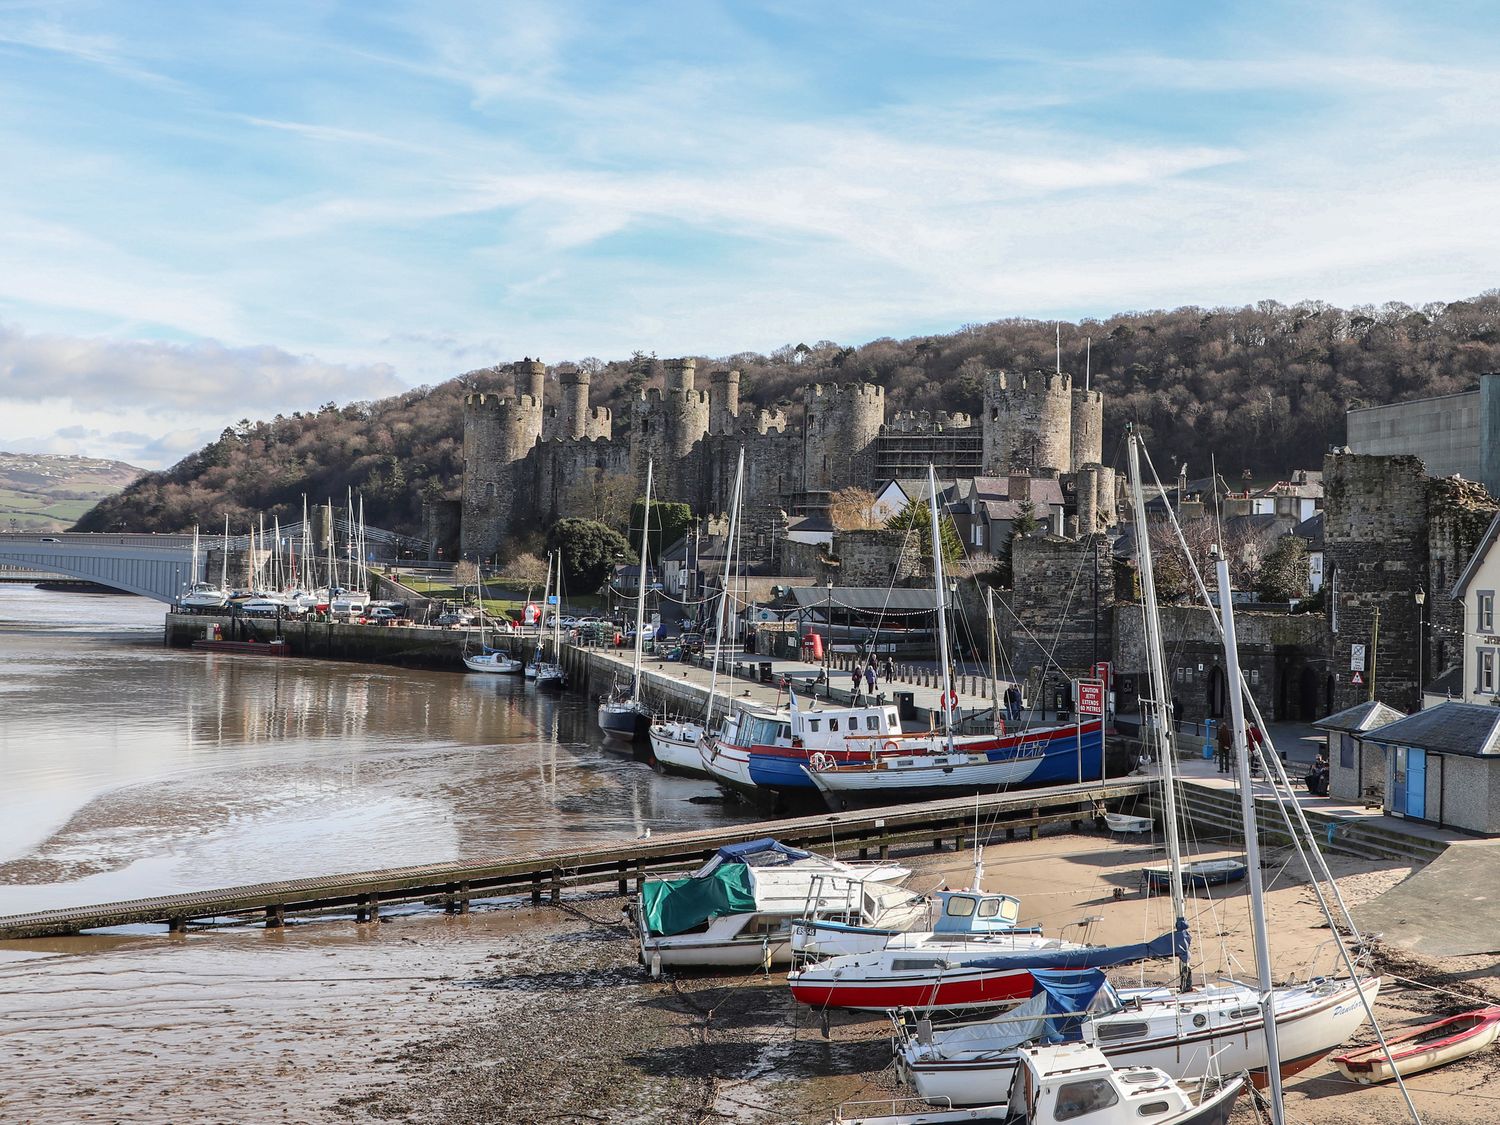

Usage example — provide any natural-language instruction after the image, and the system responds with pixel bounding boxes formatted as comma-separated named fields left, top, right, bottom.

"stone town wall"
left=1323, top=453, right=1430, bottom=714
left=1002, top=534, right=1115, bottom=691
left=1425, top=476, right=1498, bottom=684
left=1113, top=603, right=1327, bottom=724
left=983, top=371, right=1074, bottom=475
left=533, top=438, right=632, bottom=527
left=833, top=529, right=921, bottom=588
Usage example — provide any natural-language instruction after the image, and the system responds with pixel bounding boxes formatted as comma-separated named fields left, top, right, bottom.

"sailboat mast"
left=927, top=465, right=955, bottom=749
left=221, top=514, right=230, bottom=590
left=704, top=449, right=746, bottom=723
left=986, top=586, right=1001, bottom=734
left=631, top=461, right=655, bottom=701
left=1217, top=554, right=1287, bottom=1120
left=1126, top=429, right=1190, bottom=987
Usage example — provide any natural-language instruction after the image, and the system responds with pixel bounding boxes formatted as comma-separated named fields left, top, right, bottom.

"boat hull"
left=463, top=653, right=522, bottom=673
left=648, top=723, right=711, bottom=778
left=1331, top=1004, right=1500, bottom=1084
left=791, top=965, right=1038, bottom=1012
left=598, top=702, right=651, bottom=744
left=903, top=977, right=1381, bottom=1105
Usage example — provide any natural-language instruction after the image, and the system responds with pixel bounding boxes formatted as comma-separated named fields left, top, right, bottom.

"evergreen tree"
left=885, top=497, right=963, bottom=568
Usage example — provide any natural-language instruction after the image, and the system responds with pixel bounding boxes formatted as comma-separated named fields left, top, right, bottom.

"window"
left=1480, top=592, right=1495, bottom=633
left=887, top=710, right=900, bottom=727
left=890, top=958, right=945, bottom=972
left=1480, top=649, right=1496, bottom=695
left=1093, top=1021, right=1150, bottom=1041
left=866, top=716, right=879, bottom=731
left=1054, top=1078, right=1120, bottom=1120
left=978, top=898, right=1001, bottom=918
left=1339, top=733, right=1354, bottom=770
left=945, top=896, right=977, bottom=917
left=829, top=719, right=840, bottom=732
left=1137, top=1103, right=1172, bottom=1117
left=809, top=719, right=821, bottom=733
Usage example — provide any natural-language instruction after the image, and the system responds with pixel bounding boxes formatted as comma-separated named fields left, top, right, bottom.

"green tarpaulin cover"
left=640, top=863, right=759, bottom=936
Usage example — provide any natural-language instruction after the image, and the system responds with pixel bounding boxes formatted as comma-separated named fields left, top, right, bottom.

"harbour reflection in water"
left=0, top=584, right=751, bottom=914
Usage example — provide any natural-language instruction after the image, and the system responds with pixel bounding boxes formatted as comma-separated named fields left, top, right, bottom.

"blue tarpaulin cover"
left=967, top=918, right=1190, bottom=974
left=1029, top=969, right=1109, bottom=1043
left=713, top=838, right=812, bottom=866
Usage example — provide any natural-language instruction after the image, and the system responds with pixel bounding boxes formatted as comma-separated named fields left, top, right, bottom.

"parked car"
left=435, top=611, right=474, bottom=627
left=368, top=606, right=400, bottom=622
left=677, top=631, right=705, bottom=656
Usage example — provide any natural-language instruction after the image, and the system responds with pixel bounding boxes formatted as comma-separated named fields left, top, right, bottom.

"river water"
left=0, top=584, right=751, bottom=916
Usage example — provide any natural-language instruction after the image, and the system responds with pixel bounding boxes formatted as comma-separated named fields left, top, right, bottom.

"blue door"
left=1406, top=748, right=1427, bottom=819
left=1391, top=748, right=1408, bottom=815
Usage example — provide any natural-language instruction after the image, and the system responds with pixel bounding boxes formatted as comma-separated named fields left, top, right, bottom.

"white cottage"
left=1450, top=510, right=1500, bottom=705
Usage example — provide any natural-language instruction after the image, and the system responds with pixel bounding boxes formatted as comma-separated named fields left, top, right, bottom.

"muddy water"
left=0, top=584, right=751, bottom=918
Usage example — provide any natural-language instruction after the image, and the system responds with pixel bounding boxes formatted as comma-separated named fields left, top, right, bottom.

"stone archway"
left=1206, top=664, right=1227, bottom=719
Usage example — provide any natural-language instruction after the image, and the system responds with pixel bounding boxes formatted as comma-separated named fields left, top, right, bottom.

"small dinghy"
left=1142, top=857, right=1247, bottom=892
left=1332, top=1006, right=1500, bottom=1084
left=1104, top=812, right=1152, bottom=834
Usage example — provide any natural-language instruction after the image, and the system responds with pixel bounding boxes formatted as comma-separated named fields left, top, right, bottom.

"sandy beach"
left=3, top=827, right=1496, bottom=1124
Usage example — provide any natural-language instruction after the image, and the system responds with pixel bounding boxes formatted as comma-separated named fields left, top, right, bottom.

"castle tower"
left=516, top=363, right=546, bottom=447
left=710, top=368, right=741, bottom=433
left=802, top=382, right=886, bottom=493
left=460, top=387, right=543, bottom=560
left=633, top=358, right=711, bottom=505
left=982, top=370, right=1073, bottom=476
left=1070, top=387, right=1103, bottom=470
left=558, top=367, right=591, bottom=441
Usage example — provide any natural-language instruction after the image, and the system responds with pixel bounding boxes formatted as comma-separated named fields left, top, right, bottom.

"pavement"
left=1348, top=840, right=1500, bottom=957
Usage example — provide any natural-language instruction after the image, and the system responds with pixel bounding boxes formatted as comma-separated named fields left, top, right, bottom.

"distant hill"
left=0, top=452, right=145, bottom=532
left=74, top=293, right=1500, bottom=538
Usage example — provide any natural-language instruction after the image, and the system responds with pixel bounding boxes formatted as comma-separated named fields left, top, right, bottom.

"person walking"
left=882, top=655, right=895, bottom=682
left=1247, top=725, right=1265, bottom=777
left=1005, top=684, right=1023, bottom=723
left=1215, top=719, right=1234, bottom=774
left=850, top=665, right=863, bottom=701
left=864, top=662, right=877, bottom=695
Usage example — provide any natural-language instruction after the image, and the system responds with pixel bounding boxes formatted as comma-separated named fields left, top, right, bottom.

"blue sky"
left=1, top=1, right=1497, bottom=467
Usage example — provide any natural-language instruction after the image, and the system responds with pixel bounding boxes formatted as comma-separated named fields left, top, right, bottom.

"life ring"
left=943, top=689, right=959, bottom=711
left=809, top=752, right=834, bottom=772
left=881, top=739, right=901, bottom=754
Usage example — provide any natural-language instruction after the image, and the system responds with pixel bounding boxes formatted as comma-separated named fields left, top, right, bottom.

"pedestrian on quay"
left=1005, top=684, right=1023, bottom=723
left=882, top=655, right=895, bottom=682
left=1215, top=720, right=1233, bottom=774
left=1248, top=725, right=1265, bottom=777
left=850, top=665, right=863, bottom=701
left=865, top=662, right=877, bottom=694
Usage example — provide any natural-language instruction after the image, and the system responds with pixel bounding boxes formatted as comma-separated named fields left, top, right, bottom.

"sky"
left=1, top=1, right=1498, bottom=469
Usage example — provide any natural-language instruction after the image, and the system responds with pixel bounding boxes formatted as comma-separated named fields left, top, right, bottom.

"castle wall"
left=461, top=390, right=543, bottom=560
left=533, top=438, right=632, bottom=527
left=633, top=358, right=711, bottom=506
left=982, top=371, right=1073, bottom=475
left=710, top=368, right=740, bottom=434
left=1003, top=534, right=1114, bottom=689
left=1425, top=476, right=1498, bottom=686
left=802, top=382, right=885, bottom=493
left=1071, top=388, right=1103, bottom=469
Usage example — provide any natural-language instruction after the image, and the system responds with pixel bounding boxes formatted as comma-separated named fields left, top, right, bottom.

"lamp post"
left=1415, top=589, right=1426, bottom=712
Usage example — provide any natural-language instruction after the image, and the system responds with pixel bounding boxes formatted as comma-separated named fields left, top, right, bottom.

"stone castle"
left=461, top=357, right=1110, bottom=561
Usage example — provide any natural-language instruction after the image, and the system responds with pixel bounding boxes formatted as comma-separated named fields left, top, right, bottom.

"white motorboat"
left=792, top=887, right=1029, bottom=960
left=647, top=717, right=710, bottom=777
left=598, top=458, right=656, bottom=745
left=464, top=650, right=522, bottom=674
left=1104, top=813, right=1152, bottom=834
left=633, top=838, right=921, bottom=969
left=835, top=1041, right=1243, bottom=1125
left=181, top=582, right=229, bottom=610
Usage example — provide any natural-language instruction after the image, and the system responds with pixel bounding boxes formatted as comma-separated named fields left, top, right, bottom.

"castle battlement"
left=637, top=387, right=710, bottom=406
left=805, top=381, right=885, bottom=402
left=990, top=370, right=1073, bottom=395
left=465, top=392, right=542, bottom=414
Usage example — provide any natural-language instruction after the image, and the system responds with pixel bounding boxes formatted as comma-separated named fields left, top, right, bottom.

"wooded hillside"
left=75, top=293, right=1500, bottom=536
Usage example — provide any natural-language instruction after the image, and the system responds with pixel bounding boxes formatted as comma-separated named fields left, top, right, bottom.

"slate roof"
left=1291, top=511, right=1324, bottom=549
left=1312, top=700, right=1405, bottom=736
left=1358, top=701, right=1500, bottom=757
left=789, top=586, right=939, bottom=612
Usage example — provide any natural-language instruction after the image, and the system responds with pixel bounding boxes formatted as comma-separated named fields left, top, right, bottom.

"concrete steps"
left=1147, top=778, right=1448, bottom=865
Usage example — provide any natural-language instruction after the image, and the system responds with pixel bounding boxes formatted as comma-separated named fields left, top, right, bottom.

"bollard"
left=265, top=904, right=285, bottom=928
left=550, top=867, right=562, bottom=905
left=458, top=880, right=471, bottom=914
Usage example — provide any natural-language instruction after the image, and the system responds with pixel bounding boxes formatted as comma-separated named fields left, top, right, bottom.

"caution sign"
left=1350, top=671, right=1365, bottom=686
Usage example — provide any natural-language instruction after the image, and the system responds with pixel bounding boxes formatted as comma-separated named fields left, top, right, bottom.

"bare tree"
left=829, top=486, right=880, bottom=530
left=563, top=470, right=637, bottom=532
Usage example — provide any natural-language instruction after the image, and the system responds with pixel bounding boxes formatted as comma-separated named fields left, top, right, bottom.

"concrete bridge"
left=0, top=532, right=205, bottom=603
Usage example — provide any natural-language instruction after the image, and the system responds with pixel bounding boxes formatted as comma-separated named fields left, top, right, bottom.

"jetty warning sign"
left=1075, top=678, right=1105, bottom=716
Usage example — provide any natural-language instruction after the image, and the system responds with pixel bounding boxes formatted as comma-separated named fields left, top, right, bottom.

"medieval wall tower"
left=1070, top=385, right=1104, bottom=469
left=460, top=371, right=545, bottom=560
left=982, top=371, right=1074, bottom=475
left=802, top=382, right=885, bottom=493
left=709, top=368, right=740, bottom=433
left=632, top=358, right=712, bottom=504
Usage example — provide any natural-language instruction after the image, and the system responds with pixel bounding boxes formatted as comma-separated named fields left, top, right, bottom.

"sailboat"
left=463, top=604, right=522, bottom=674
left=892, top=429, right=1379, bottom=1107
left=181, top=524, right=230, bottom=609
left=722, top=465, right=1102, bottom=808
left=649, top=449, right=746, bottom=778
left=533, top=550, right=567, bottom=690
left=599, top=460, right=656, bottom=742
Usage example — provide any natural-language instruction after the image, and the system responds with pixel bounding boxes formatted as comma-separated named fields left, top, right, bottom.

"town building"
left=1346, top=371, right=1500, bottom=495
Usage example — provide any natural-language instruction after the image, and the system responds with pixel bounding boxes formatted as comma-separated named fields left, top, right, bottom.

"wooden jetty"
left=0, top=779, right=1147, bottom=940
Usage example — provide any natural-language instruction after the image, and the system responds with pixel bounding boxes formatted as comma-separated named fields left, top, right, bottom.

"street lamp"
left=1415, top=588, right=1427, bottom=712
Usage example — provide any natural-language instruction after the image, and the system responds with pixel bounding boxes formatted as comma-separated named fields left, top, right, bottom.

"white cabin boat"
left=634, top=838, right=920, bottom=969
